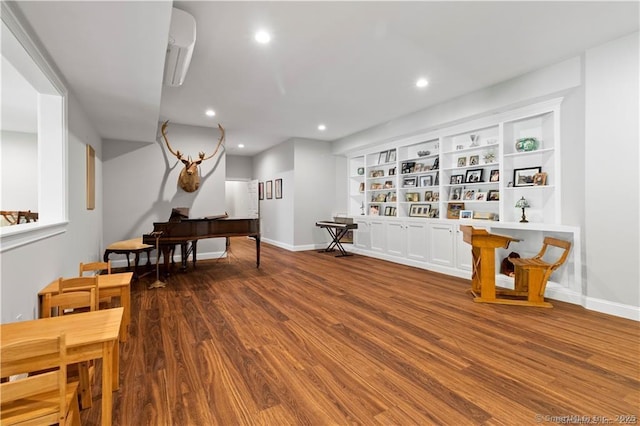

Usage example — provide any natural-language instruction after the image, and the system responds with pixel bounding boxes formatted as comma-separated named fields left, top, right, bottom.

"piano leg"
left=161, top=245, right=172, bottom=278
left=192, top=240, right=198, bottom=268
left=256, top=236, right=260, bottom=268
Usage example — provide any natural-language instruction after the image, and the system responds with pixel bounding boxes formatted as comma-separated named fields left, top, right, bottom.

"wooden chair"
left=79, top=260, right=111, bottom=277
left=0, top=333, right=81, bottom=426
left=508, top=237, right=572, bottom=308
left=43, top=279, right=99, bottom=410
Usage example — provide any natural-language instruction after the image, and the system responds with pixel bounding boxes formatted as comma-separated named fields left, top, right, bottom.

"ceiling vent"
left=163, top=8, right=196, bottom=87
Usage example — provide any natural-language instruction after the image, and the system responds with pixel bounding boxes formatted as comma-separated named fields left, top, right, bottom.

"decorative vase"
left=515, top=137, right=539, bottom=152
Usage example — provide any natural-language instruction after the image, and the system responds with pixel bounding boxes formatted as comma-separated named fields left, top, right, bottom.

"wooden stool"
left=508, top=237, right=572, bottom=308
left=103, top=237, right=154, bottom=280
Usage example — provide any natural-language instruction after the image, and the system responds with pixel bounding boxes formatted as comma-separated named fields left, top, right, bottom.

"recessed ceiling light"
left=318, top=124, right=326, bottom=131
left=238, top=144, right=245, bottom=149
left=416, top=78, right=429, bottom=88
left=205, top=109, right=215, bottom=117
left=255, top=30, right=271, bottom=44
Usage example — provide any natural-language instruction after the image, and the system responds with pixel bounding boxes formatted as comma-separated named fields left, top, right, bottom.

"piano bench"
left=103, top=237, right=154, bottom=280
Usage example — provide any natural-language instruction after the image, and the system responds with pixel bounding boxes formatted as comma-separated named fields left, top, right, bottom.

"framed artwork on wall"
left=266, top=180, right=273, bottom=199
left=258, top=182, right=264, bottom=200
left=275, top=178, right=283, bottom=199
left=86, top=144, right=95, bottom=210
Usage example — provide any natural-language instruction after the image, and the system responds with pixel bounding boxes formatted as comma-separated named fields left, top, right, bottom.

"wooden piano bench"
left=103, top=237, right=154, bottom=280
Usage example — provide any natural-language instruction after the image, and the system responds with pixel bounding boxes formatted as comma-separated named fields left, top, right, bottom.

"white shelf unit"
left=348, top=156, right=365, bottom=216
left=397, top=139, right=440, bottom=218
left=365, top=149, right=399, bottom=217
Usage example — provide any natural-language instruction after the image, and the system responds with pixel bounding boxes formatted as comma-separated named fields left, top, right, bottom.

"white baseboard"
left=584, top=296, right=640, bottom=321
left=108, top=250, right=227, bottom=269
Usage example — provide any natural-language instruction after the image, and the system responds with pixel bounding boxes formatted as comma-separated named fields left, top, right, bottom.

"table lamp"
left=515, top=196, right=530, bottom=223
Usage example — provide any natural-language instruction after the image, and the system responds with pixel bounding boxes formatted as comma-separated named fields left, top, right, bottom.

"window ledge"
left=0, top=221, right=68, bottom=253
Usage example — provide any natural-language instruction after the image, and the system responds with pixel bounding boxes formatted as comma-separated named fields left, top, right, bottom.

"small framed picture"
left=403, top=177, right=417, bottom=187
left=469, top=155, right=479, bottom=166
left=513, top=166, right=542, bottom=187
left=450, top=174, right=464, bottom=185
left=357, top=167, right=365, bottom=175
left=370, top=205, right=380, bottom=216
left=389, top=167, right=396, bottom=176
left=275, top=178, right=283, bottom=199
left=489, top=169, right=500, bottom=182
left=258, top=182, right=264, bottom=200
left=465, top=169, right=483, bottom=183
left=449, top=187, right=462, bottom=201
left=387, top=149, right=397, bottom=163
left=487, top=190, right=500, bottom=201
left=358, top=182, right=365, bottom=193
left=463, top=189, right=475, bottom=201
left=424, top=191, right=433, bottom=202
left=447, top=202, right=465, bottom=219
left=379, top=151, right=388, bottom=164
left=432, top=157, right=439, bottom=170
left=419, top=175, right=433, bottom=187
left=432, top=191, right=440, bottom=201
left=475, top=191, right=487, bottom=201
left=384, top=206, right=393, bottom=216
left=457, top=157, right=467, bottom=167
left=384, top=180, right=393, bottom=189
left=533, top=172, right=548, bottom=186
left=409, top=204, right=431, bottom=217
left=266, top=180, right=273, bottom=199
left=405, top=192, right=420, bottom=202
left=459, top=210, right=474, bottom=220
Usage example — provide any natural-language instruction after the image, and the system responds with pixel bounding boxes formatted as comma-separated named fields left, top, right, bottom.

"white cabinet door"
left=406, top=221, right=428, bottom=262
left=455, top=225, right=473, bottom=271
left=369, top=219, right=386, bottom=253
left=354, top=218, right=370, bottom=250
left=385, top=220, right=406, bottom=257
left=428, top=223, right=454, bottom=267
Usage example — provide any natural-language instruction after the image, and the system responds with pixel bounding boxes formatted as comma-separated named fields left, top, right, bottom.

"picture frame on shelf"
left=403, top=177, right=417, bottom=187
left=450, top=174, right=464, bottom=185
left=370, top=169, right=384, bottom=178
left=401, top=162, right=415, bottom=174
left=369, top=205, right=380, bottom=216
left=275, top=178, right=283, bottom=199
left=384, top=206, right=393, bottom=216
left=487, top=190, right=500, bottom=201
left=465, top=169, right=483, bottom=183
left=409, top=204, right=431, bottom=218
left=469, top=155, right=479, bottom=166
left=533, top=172, right=548, bottom=186
left=387, top=149, right=397, bottom=163
left=474, top=211, right=495, bottom=220
left=424, top=191, right=433, bottom=202
left=371, top=182, right=383, bottom=190
left=459, top=210, right=473, bottom=220
left=513, top=166, right=541, bottom=187
left=429, top=208, right=439, bottom=218
left=378, top=151, right=388, bottom=164
left=384, top=180, right=394, bottom=189
left=432, top=191, right=440, bottom=201
left=375, top=193, right=387, bottom=202
left=475, top=191, right=487, bottom=201
left=490, top=169, right=500, bottom=182
left=463, top=189, right=475, bottom=201
left=432, top=157, right=439, bottom=170
left=447, top=202, right=465, bottom=219
left=405, top=192, right=420, bottom=202
left=357, top=167, right=364, bottom=175
left=358, top=182, right=365, bottom=193
left=389, top=167, right=396, bottom=176
left=449, top=187, right=462, bottom=201
left=457, top=157, right=467, bottom=167
left=434, top=172, right=439, bottom=185
left=419, top=175, right=433, bottom=187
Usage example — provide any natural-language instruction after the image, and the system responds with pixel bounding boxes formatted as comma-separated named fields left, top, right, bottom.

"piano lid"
left=170, top=207, right=190, bottom=221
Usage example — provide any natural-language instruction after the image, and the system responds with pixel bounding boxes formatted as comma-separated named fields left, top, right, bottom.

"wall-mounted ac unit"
left=163, top=8, right=196, bottom=87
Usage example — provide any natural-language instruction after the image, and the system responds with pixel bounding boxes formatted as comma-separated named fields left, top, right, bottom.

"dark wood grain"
left=82, top=237, right=639, bottom=425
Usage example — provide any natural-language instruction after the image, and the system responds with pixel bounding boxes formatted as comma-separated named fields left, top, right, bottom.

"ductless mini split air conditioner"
left=163, top=8, right=196, bottom=87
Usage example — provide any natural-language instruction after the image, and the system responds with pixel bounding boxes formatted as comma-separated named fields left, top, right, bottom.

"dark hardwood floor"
left=82, top=237, right=639, bottom=425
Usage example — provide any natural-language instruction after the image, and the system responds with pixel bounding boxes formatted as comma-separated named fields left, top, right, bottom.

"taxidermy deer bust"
left=161, top=120, right=225, bottom=192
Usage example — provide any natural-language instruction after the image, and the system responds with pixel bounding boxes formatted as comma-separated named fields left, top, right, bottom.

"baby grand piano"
left=143, top=208, right=260, bottom=276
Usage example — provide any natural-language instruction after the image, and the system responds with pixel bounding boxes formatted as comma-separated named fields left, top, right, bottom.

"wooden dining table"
left=1, top=308, right=123, bottom=426
left=38, top=272, right=133, bottom=341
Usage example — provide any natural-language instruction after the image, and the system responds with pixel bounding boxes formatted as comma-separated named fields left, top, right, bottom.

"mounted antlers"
left=161, top=120, right=225, bottom=192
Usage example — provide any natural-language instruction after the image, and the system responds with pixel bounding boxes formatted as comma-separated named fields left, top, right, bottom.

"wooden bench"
left=103, top=237, right=153, bottom=280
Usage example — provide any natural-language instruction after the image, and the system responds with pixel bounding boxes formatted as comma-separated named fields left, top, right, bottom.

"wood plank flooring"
left=82, top=237, right=639, bottom=425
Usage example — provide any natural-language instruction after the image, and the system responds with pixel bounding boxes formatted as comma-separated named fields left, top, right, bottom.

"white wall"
left=1, top=94, right=104, bottom=323
left=293, top=139, right=335, bottom=246
left=226, top=155, right=253, bottom=180
left=1, top=130, right=38, bottom=213
left=584, top=32, right=639, bottom=308
left=225, top=180, right=251, bottom=217
left=253, top=140, right=295, bottom=247
left=103, top=122, right=227, bottom=259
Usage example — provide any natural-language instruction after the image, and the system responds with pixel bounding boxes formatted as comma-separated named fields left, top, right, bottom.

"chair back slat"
left=42, top=287, right=98, bottom=318
left=79, top=260, right=111, bottom=276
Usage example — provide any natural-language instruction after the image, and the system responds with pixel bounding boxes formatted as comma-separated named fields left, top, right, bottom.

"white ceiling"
left=9, top=1, right=640, bottom=156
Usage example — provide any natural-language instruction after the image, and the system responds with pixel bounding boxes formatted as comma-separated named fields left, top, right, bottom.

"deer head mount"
left=161, top=120, right=225, bottom=192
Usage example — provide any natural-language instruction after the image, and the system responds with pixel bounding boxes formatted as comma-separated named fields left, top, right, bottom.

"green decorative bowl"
left=515, top=137, right=539, bottom=152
